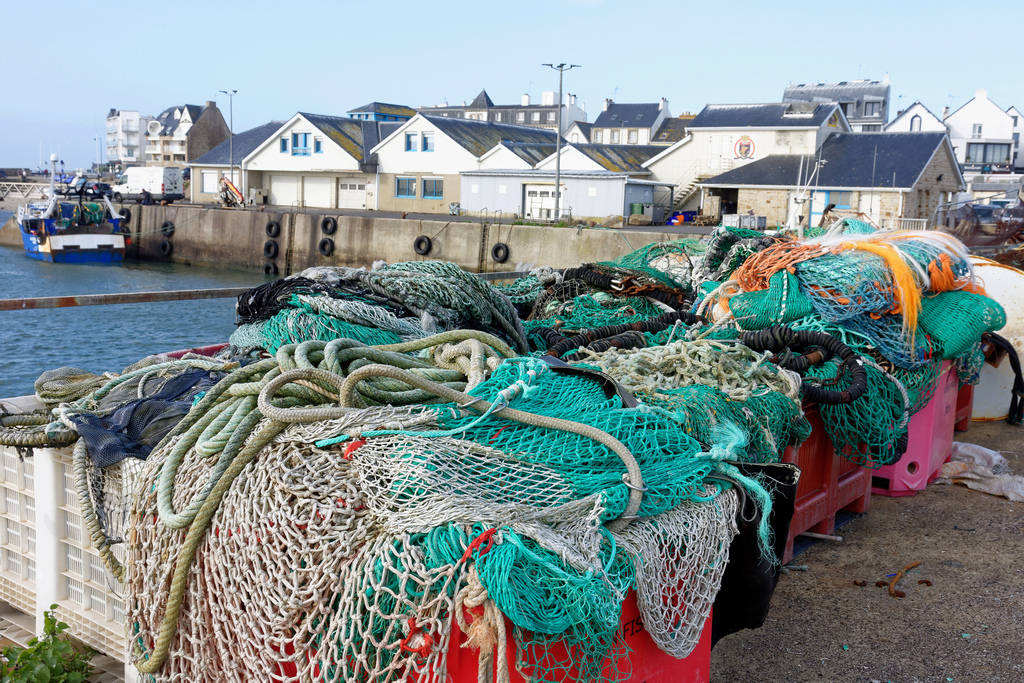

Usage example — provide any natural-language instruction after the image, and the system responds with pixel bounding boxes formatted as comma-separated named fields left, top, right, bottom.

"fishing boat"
left=16, top=154, right=130, bottom=264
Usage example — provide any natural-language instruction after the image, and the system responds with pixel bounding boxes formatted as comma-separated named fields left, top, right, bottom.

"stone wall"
left=737, top=188, right=790, bottom=225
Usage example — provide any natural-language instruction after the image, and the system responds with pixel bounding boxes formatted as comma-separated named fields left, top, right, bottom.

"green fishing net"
left=918, top=291, right=1006, bottom=359
left=729, top=270, right=814, bottom=330
left=595, top=239, right=706, bottom=290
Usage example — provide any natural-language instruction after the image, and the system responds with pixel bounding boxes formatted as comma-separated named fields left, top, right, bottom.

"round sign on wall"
left=734, top=135, right=755, bottom=159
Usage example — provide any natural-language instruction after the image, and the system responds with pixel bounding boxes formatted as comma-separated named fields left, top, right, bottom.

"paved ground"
left=710, top=419, right=1024, bottom=682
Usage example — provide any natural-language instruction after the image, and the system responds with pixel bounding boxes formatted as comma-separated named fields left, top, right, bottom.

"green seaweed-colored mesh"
left=729, top=270, right=815, bottom=330
left=918, top=291, right=1006, bottom=359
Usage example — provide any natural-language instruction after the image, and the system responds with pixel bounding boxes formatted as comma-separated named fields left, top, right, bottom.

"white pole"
left=542, top=63, right=580, bottom=222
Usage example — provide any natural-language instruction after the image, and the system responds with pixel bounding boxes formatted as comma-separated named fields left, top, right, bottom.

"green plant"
left=0, top=605, right=94, bottom=682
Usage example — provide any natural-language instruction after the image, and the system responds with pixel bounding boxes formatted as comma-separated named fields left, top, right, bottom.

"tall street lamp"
left=219, top=90, right=237, bottom=184
left=542, top=63, right=580, bottom=222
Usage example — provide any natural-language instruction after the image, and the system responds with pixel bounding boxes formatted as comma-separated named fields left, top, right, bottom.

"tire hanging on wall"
left=265, top=220, right=281, bottom=238
left=319, top=238, right=335, bottom=256
left=413, top=235, right=433, bottom=255
left=491, top=242, right=510, bottom=264
left=160, top=220, right=175, bottom=237
left=264, top=240, right=279, bottom=259
left=159, top=239, right=173, bottom=257
left=321, top=216, right=337, bottom=235
left=121, top=208, right=132, bottom=223
left=263, top=262, right=279, bottom=276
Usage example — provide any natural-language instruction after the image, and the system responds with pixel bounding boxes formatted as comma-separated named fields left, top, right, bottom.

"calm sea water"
left=0, top=209, right=271, bottom=397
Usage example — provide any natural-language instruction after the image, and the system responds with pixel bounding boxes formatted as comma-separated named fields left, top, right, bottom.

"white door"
left=304, top=176, right=333, bottom=208
left=338, top=178, right=367, bottom=209
left=524, top=184, right=559, bottom=219
left=270, top=175, right=298, bottom=206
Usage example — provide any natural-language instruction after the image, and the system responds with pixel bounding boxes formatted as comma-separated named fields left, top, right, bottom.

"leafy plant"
left=0, top=605, right=94, bottom=682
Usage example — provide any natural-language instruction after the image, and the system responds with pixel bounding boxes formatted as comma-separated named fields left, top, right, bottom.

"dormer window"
left=611, top=115, right=617, bottom=120
left=636, top=114, right=643, bottom=120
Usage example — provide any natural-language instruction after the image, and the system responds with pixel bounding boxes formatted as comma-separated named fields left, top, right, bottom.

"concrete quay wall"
left=127, top=205, right=689, bottom=274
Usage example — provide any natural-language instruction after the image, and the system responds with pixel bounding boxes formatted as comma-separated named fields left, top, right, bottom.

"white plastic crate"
left=0, top=446, right=37, bottom=616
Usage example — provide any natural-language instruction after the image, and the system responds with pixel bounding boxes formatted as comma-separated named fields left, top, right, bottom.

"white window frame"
left=972, top=124, right=983, bottom=139
left=627, top=129, right=638, bottom=144
left=611, top=130, right=620, bottom=144
left=532, top=111, right=540, bottom=122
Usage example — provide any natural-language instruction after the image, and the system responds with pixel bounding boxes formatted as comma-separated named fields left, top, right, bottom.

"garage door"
left=338, top=178, right=366, bottom=209
left=304, top=176, right=333, bottom=208
left=270, top=175, right=298, bottom=207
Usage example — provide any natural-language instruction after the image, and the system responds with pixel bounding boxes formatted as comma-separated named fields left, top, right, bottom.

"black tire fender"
left=318, top=237, right=335, bottom=256
left=159, top=239, right=173, bottom=257
left=263, top=262, right=279, bottom=276
left=414, top=235, right=432, bottom=255
left=121, top=208, right=132, bottom=223
left=321, top=216, right=337, bottom=235
left=160, top=220, right=175, bottom=237
left=263, top=240, right=279, bottom=259
left=491, top=242, right=510, bottom=264
left=265, top=220, right=281, bottom=238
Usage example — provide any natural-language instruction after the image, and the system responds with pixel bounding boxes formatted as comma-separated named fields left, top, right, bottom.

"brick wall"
left=737, top=188, right=790, bottom=225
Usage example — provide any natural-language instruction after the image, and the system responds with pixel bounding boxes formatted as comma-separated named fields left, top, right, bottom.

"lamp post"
left=542, top=63, right=580, bottom=222
left=219, top=90, right=237, bottom=184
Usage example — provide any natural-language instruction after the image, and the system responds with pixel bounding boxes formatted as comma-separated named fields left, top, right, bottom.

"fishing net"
left=58, top=201, right=106, bottom=226
left=918, top=291, right=1006, bottom=359
left=729, top=270, right=815, bottom=331
left=525, top=294, right=665, bottom=337
left=594, top=239, right=705, bottom=291
left=692, top=228, right=778, bottom=287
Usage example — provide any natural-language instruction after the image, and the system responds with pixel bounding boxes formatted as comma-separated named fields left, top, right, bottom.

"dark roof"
left=469, top=90, right=495, bottom=109
left=569, top=144, right=662, bottom=173
left=189, top=121, right=285, bottom=165
left=378, top=122, right=403, bottom=140
left=153, top=104, right=204, bottom=136
left=652, top=118, right=690, bottom=144
left=689, top=103, right=839, bottom=129
left=783, top=79, right=890, bottom=101
left=346, top=102, right=416, bottom=118
left=593, top=102, right=664, bottom=128
left=299, top=112, right=372, bottom=162
left=700, top=132, right=950, bottom=189
left=569, top=121, right=593, bottom=137
left=424, top=115, right=556, bottom=156
left=500, top=142, right=557, bottom=165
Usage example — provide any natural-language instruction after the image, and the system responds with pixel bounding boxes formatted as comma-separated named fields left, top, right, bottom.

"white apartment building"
left=105, top=109, right=153, bottom=165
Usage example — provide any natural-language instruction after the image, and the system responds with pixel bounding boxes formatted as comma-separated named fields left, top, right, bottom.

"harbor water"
left=0, top=209, right=270, bottom=397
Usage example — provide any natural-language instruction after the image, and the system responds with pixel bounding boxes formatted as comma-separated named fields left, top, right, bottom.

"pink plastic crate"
left=871, top=361, right=958, bottom=496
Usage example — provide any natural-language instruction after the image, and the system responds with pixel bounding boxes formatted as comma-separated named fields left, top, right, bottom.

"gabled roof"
left=468, top=90, right=495, bottom=109
left=700, top=132, right=955, bottom=190
left=567, top=144, right=663, bottom=173
left=783, top=79, right=890, bottom=101
left=885, top=101, right=944, bottom=131
left=299, top=112, right=372, bottom=162
left=423, top=115, right=556, bottom=156
left=567, top=121, right=593, bottom=137
left=652, top=118, right=690, bottom=144
left=500, top=142, right=557, bottom=165
left=593, top=103, right=664, bottom=129
left=689, top=103, right=840, bottom=129
left=346, top=102, right=416, bottom=118
left=189, top=121, right=286, bottom=166
left=153, top=104, right=204, bottom=136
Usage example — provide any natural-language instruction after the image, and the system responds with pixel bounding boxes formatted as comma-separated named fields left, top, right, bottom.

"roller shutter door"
left=338, top=178, right=367, bottom=209
left=270, top=175, right=298, bottom=206
left=304, top=176, right=333, bottom=208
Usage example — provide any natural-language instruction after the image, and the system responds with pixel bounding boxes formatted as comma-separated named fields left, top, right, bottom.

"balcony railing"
left=882, top=217, right=929, bottom=231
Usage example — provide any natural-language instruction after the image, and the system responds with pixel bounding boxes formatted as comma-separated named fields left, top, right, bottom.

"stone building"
left=145, top=102, right=230, bottom=167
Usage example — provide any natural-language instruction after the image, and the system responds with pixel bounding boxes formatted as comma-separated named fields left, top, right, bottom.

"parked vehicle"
left=111, top=167, right=184, bottom=204
left=0, top=170, right=7, bottom=179
left=57, top=179, right=113, bottom=199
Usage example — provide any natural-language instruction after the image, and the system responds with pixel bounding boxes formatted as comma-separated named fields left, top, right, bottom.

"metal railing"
left=0, top=182, right=49, bottom=200
left=882, top=217, right=929, bottom=231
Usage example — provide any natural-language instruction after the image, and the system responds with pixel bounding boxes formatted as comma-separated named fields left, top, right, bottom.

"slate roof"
left=500, top=142, right=557, bottom=165
left=468, top=90, right=495, bottom=109
left=569, top=144, right=663, bottom=173
left=153, top=104, right=204, bottom=136
left=593, top=103, right=664, bottom=129
left=568, top=121, right=593, bottom=138
left=424, top=115, right=556, bottom=156
left=300, top=112, right=372, bottom=162
left=651, top=117, right=690, bottom=144
left=885, top=101, right=944, bottom=131
left=689, top=103, right=839, bottom=129
left=346, top=102, right=416, bottom=118
left=783, top=79, right=890, bottom=102
left=189, top=122, right=285, bottom=166
left=700, top=132, right=951, bottom=189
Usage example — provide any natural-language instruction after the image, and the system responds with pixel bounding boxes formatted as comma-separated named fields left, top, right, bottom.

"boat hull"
left=20, top=225, right=126, bottom=264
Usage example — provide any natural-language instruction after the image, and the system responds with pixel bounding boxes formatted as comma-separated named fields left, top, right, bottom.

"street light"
left=542, top=63, right=580, bottom=222
left=219, top=90, right=237, bottom=185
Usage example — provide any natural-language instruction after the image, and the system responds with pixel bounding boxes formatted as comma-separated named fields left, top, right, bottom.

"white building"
left=105, top=109, right=153, bottom=166
left=884, top=102, right=947, bottom=133
left=589, top=99, right=672, bottom=145
left=944, top=89, right=1017, bottom=174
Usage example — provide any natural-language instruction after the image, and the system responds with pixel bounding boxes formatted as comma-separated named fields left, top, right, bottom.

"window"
left=861, top=125, right=881, bottom=132
left=495, top=113, right=502, bottom=122
left=972, top=124, right=983, bottom=139
left=840, top=102, right=854, bottom=117
left=395, top=177, right=416, bottom=197
left=422, top=133, right=435, bottom=152
left=628, top=129, right=638, bottom=144
left=593, top=130, right=603, bottom=143
left=636, top=113, right=643, bottom=120
left=864, top=101, right=881, bottom=117
left=532, top=112, right=540, bottom=122
left=610, top=130, right=620, bottom=143
left=405, top=133, right=418, bottom=151
left=422, top=178, right=443, bottom=199
left=517, top=112, right=525, bottom=122
left=829, top=191, right=853, bottom=208
left=966, top=143, right=1011, bottom=163
left=314, top=137, right=323, bottom=153
left=201, top=170, right=218, bottom=193
left=910, top=115, right=922, bottom=132
left=547, top=112, right=556, bottom=122
left=280, top=137, right=288, bottom=153
left=1012, top=116, right=1018, bottom=126
left=571, top=133, right=579, bottom=143
left=291, top=132, right=310, bottom=156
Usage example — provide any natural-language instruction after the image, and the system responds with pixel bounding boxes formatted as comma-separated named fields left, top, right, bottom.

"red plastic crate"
left=447, top=592, right=711, bottom=683
left=780, top=403, right=871, bottom=564
left=954, top=382, right=974, bottom=432
left=871, top=361, right=958, bottom=497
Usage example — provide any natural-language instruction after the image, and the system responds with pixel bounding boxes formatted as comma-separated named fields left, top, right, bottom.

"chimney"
left=659, top=97, right=668, bottom=111
left=522, top=93, right=530, bottom=106
left=604, top=98, right=613, bottom=111
left=942, top=106, right=949, bottom=120
left=205, top=100, right=216, bottom=108
left=542, top=91, right=555, bottom=106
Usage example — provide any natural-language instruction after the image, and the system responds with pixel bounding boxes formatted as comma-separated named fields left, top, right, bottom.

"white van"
left=111, top=167, right=184, bottom=204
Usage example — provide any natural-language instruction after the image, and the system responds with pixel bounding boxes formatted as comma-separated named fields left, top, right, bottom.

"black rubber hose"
left=984, top=332, right=1024, bottom=426
left=563, top=331, right=648, bottom=362
left=546, top=310, right=706, bottom=359
left=533, top=327, right=570, bottom=351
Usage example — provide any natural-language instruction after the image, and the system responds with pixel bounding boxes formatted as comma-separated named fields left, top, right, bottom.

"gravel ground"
left=710, top=419, right=1024, bottom=682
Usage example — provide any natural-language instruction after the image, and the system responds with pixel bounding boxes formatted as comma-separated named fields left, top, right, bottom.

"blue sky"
left=3, top=0, right=1020, bottom=170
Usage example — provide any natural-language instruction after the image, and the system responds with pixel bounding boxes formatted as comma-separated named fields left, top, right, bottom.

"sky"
left=2, top=0, right=1021, bottom=170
